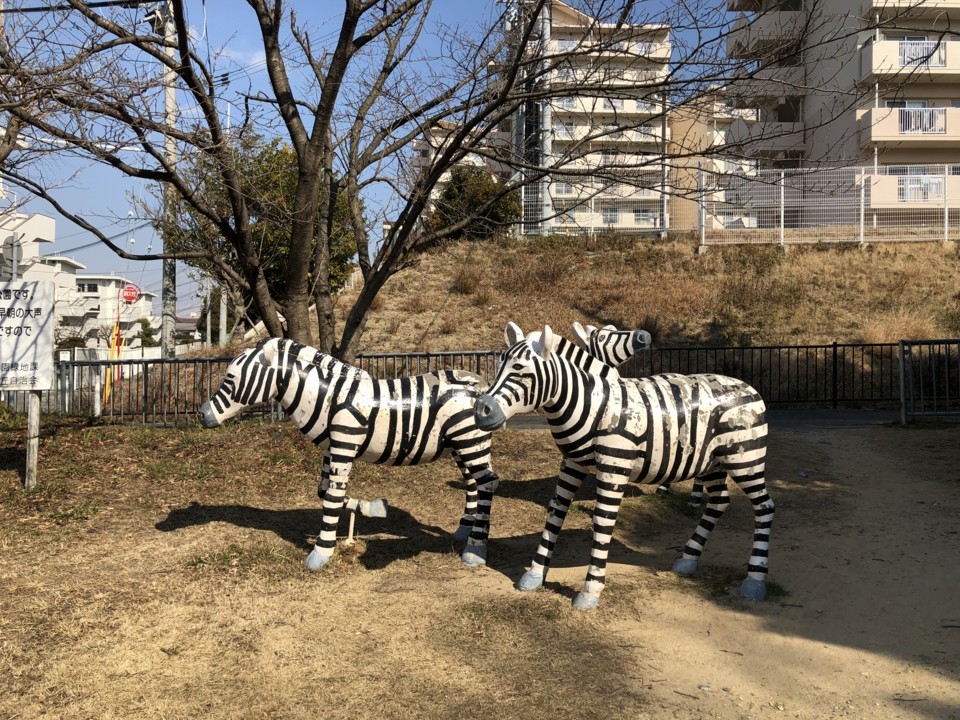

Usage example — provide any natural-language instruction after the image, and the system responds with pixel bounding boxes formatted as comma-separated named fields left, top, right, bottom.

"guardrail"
left=0, top=341, right=921, bottom=425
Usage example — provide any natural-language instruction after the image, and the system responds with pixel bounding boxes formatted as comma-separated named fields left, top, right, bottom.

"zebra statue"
left=571, top=321, right=651, bottom=368
left=474, top=322, right=775, bottom=610
left=198, top=338, right=500, bottom=570
left=572, top=321, right=702, bottom=505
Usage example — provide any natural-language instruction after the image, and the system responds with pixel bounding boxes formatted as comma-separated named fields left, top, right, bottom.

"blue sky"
left=19, top=0, right=493, bottom=317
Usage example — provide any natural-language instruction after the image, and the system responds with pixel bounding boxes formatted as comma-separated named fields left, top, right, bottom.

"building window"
left=77, top=282, right=98, bottom=294
left=601, top=206, right=619, bottom=225
left=603, top=98, right=624, bottom=111
left=634, top=208, right=656, bottom=226
left=554, top=181, right=574, bottom=196
left=556, top=38, right=577, bottom=52
left=555, top=96, right=576, bottom=109
left=555, top=122, right=577, bottom=139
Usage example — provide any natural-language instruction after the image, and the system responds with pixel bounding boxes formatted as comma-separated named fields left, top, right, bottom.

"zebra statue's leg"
left=318, top=454, right=387, bottom=520
left=304, top=451, right=356, bottom=571
left=572, top=466, right=631, bottom=610
left=729, top=458, right=775, bottom=602
left=451, top=456, right=480, bottom=543
left=453, top=448, right=500, bottom=568
left=672, top=470, right=729, bottom=577
left=516, top=459, right=591, bottom=592
left=656, top=478, right=704, bottom=507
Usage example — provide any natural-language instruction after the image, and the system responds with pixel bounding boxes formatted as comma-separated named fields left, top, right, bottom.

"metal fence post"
left=698, top=162, right=707, bottom=251
left=779, top=170, right=785, bottom=249
left=859, top=169, right=866, bottom=246
left=898, top=340, right=907, bottom=424
left=944, top=164, right=950, bottom=242
left=832, top=341, right=839, bottom=409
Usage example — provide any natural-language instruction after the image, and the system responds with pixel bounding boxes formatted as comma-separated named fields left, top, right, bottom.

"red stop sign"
left=121, top=284, right=141, bottom=303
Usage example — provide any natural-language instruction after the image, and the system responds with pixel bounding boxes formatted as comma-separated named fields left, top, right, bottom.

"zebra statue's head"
left=571, top=321, right=651, bottom=367
left=198, top=339, right=285, bottom=428
left=475, top=321, right=615, bottom=431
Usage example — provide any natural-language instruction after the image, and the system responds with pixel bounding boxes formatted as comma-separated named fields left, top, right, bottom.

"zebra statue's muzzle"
left=633, top=329, right=652, bottom=350
left=475, top=394, right=506, bottom=431
left=198, top=401, right=221, bottom=429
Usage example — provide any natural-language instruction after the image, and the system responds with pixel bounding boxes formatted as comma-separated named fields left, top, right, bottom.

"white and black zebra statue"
left=475, top=322, right=775, bottom=610
left=198, top=338, right=500, bottom=570
left=572, top=321, right=703, bottom=505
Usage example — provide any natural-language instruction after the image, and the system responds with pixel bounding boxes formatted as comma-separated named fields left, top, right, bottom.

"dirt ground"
left=0, top=416, right=958, bottom=720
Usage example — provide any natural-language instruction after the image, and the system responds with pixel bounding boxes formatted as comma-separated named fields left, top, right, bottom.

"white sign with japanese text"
left=0, top=281, right=54, bottom=391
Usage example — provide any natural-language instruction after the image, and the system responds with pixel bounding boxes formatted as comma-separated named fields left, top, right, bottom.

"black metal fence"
left=620, top=342, right=901, bottom=408
left=0, top=341, right=916, bottom=426
left=899, top=339, right=960, bottom=421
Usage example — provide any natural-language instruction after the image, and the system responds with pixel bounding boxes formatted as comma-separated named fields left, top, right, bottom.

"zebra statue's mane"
left=259, top=337, right=371, bottom=385
left=517, top=324, right=620, bottom=381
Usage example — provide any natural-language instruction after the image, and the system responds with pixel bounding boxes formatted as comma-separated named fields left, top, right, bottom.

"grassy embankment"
left=347, top=236, right=960, bottom=352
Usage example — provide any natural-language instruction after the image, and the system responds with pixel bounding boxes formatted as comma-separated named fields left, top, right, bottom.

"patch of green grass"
left=185, top=540, right=321, bottom=580
left=675, top=563, right=788, bottom=601
left=49, top=502, right=101, bottom=525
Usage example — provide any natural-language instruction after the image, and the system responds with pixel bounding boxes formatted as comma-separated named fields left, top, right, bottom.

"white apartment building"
left=505, top=0, right=672, bottom=235
left=0, top=212, right=158, bottom=349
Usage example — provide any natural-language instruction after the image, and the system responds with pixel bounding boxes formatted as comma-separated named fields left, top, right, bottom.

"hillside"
left=345, top=236, right=960, bottom=353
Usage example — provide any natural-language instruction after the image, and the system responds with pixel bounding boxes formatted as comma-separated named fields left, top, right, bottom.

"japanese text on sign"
left=0, top=282, right=54, bottom=391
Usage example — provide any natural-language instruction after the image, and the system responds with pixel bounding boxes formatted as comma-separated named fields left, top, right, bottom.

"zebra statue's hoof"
left=671, top=557, right=699, bottom=576
left=359, top=498, right=388, bottom=518
left=452, top=524, right=473, bottom=542
left=303, top=547, right=332, bottom=571
left=572, top=592, right=600, bottom=610
left=655, top=485, right=670, bottom=496
left=739, top=577, right=767, bottom=602
left=515, top=571, right=544, bottom=591
left=461, top=544, right=487, bottom=568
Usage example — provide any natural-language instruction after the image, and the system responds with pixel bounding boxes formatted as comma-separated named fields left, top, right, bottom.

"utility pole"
left=149, top=0, right=178, bottom=359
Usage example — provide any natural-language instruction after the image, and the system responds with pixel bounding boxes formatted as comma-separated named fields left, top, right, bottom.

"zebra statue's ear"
left=260, top=337, right=280, bottom=367
left=571, top=321, right=589, bottom=348
left=601, top=324, right=616, bottom=332
left=505, top=321, right=524, bottom=347
left=533, top=324, right=556, bottom=359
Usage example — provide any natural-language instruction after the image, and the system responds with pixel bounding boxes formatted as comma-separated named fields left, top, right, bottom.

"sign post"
left=0, top=282, right=55, bottom=490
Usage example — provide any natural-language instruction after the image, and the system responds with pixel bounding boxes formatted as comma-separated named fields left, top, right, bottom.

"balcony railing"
left=899, top=108, right=946, bottom=134
left=899, top=41, right=945, bottom=68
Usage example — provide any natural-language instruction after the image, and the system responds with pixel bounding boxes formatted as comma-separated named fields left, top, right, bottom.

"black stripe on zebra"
left=198, top=338, right=500, bottom=570
left=475, top=323, right=775, bottom=611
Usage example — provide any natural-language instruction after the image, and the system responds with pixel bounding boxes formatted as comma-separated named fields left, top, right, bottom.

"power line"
left=0, top=1, right=154, bottom=13
left=49, top=221, right=153, bottom=255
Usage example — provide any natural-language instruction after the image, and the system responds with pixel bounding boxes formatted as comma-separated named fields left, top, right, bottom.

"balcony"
left=861, top=40, right=960, bottom=82
left=727, top=11, right=806, bottom=58
left=726, top=117, right=805, bottom=155
left=867, top=172, right=960, bottom=208
left=858, top=107, right=960, bottom=148
left=726, top=65, right=806, bottom=105
left=862, top=0, right=960, bottom=20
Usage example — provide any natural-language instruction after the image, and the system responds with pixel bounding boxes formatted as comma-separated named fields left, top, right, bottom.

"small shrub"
left=451, top=265, right=482, bottom=295
left=860, top=310, right=936, bottom=345
left=472, top=285, right=494, bottom=308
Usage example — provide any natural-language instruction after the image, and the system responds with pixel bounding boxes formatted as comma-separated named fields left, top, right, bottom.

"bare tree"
left=0, top=0, right=904, bottom=359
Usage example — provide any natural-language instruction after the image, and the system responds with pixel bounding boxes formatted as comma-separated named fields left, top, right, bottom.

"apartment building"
left=726, top=0, right=960, bottom=170
left=505, top=0, right=672, bottom=235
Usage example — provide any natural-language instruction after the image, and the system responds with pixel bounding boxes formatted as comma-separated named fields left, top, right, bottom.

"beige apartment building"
left=726, top=0, right=960, bottom=170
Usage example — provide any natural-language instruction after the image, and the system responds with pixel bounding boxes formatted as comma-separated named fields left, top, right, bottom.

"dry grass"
left=0, top=419, right=670, bottom=720
left=347, top=237, right=960, bottom=353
